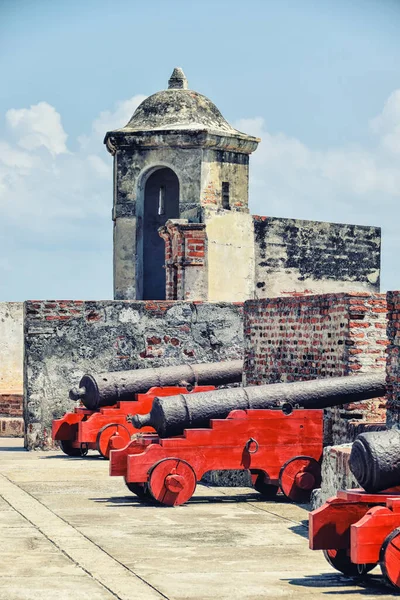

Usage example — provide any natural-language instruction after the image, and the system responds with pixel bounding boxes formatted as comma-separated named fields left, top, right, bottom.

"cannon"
left=132, top=372, right=386, bottom=438
left=308, top=411, right=400, bottom=590
left=53, top=385, right=215, bottom=458
left=109, top=373, right=385, bottom=506
left=69, top=360, right=242, bottom=411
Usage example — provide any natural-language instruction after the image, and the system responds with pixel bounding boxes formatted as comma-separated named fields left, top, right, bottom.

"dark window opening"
left=222, top=182, right=230, bottom=209
left=143, top=168, right=179, bottom=300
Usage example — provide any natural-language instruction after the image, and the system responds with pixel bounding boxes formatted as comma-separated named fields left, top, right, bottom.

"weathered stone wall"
left=201, top=150, right=249, bottom=212
left=0, top=302, right=24, bottom=437
left=310, top=445, right=357, bottom=508
left=386, top=291, right=400, bottom=428
left=244, top=293, right=387, bottom=444
left=24, top=300, right=244, bottom=449
left=253, top=216, right=381, bottom=298
left=160, top=214, right=381, bottom=304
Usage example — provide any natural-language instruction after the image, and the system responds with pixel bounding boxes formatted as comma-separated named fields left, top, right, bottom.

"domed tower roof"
left=105, top=68, right=259, bottom=148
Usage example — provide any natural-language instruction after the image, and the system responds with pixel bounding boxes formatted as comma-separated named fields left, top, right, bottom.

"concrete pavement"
left=0, top=438, right=395, bottom=599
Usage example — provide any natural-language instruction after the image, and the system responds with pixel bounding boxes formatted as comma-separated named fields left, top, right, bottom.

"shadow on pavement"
left=288, top=521, right=309, bottom=539
left=40, top=454, right=101, bottom=460
left=284, top=573, right=390, bottom=596
left=90, top=492, right=275, bottom=507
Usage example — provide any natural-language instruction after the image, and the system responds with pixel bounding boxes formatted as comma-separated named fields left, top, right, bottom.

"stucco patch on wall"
left=0, top=302, right=23, bottom=393
left=206, top=212, right=255, bottom=302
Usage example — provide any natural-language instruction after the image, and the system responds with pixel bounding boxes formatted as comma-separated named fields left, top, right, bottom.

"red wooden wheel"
left=380, top=527, right=400, bottom=590
left=279, top=455, right=321, bottom=503
left=148, top=458, right=197, bottom=506
left=124, top=478, right=151, bottom=500
left=59, top=440, right=83, bottom=457
left=96, top=423, right=131, bottom=459
left=251, top=471, right=278, bottom=499
left=324, top=549, right=376, bottom=577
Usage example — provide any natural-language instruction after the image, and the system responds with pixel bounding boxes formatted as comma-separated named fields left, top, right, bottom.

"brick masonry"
left=159, top=220, right=208, bottom=301
left=244, top=293, right=387, bottom=444
left=0, top=393, right=23, bottom=418
left=24, top=300, right=244, bottom=449
left=0, top=392, right=24, bottom=438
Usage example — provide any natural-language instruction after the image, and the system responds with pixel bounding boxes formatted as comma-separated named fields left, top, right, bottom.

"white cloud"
left=236, top=95, right=400, bottom=290
left=370, top=90, right=400, bottom=154
left=0, top=89, right=400, bottom=298
left=6, top=102, right=69, bottom=156
left=78, top=95, right=146, bottom=152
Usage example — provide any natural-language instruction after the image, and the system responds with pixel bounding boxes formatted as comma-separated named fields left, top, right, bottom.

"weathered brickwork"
left=385, top=291, right=400, bottom=427
left=159, top=220, right=208, bottom=301
left=253, top=216, right=381, bottom=298
left=244, top=293, right=387, bottom=444
left=24, top=300, right=244, bottom=449
left=0, top=393, right=23, bottom=418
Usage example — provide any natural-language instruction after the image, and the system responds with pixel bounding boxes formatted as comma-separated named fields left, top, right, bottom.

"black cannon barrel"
left=132, top=372, right=386, bottom=438
left=69, top=360, right=243, bottom=411
left=350, top=429, right=400, bottom=493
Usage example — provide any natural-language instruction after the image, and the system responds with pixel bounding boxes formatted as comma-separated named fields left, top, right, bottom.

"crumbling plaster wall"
left=254, top=216, right=381, bottom=298
left=24, top=300, right=244, bottom=450
left=0, top=302, right=24, bottom=437
left=0, top=302, right=23, bottom=392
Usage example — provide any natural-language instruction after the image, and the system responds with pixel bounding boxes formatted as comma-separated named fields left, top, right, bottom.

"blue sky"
left=0, top=0, right=400, bottom=300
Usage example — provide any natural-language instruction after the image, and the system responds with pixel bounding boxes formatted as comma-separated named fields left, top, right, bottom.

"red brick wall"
left=244, top=293, right=387, bottom=443
left=159, top=221, right=207, bottom=301
left=0, top=393, right=23, bottom=418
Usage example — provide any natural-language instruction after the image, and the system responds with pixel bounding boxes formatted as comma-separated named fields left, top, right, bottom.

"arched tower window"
left=143, top=167, right=180, bottom=300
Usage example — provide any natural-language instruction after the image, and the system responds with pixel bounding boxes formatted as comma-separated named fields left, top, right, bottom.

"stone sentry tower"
left=104, top=68, right=259, bottom=300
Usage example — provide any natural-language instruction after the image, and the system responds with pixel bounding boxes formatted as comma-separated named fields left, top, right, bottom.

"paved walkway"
left=0, top=438, right=395, bottom=599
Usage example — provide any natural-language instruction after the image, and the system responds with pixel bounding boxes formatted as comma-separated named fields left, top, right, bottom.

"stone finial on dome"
left=168, top=67, right=188, bottom=90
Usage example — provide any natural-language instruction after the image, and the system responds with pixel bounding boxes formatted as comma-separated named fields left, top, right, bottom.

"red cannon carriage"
left=309, top=428, right=400, bottom=590
left=109, top=408, right=324, bottom=505
left=309, top=488, right=400, bottom=590
left=52, top=386, right=214, bottom=459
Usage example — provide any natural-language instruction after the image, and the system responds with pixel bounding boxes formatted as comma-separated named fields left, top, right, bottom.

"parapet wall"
left=253, top=217, right=381, bottom=298
left=244, top=293, right=387, bottom=444
left=24, top=300, right=244, bottom=449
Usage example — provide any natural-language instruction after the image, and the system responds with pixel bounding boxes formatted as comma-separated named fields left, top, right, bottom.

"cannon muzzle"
left=350, top=429, right=400, bottom=492
left=69, top=360, right=243, bottom=411
left=131, top=372, right=386, bottom=438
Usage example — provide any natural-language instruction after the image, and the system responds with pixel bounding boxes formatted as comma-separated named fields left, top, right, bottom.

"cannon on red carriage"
left=109, top=373, right=385, bottom=506
left=52, top=359, right=242, bottom=458
left=309, top=428, right=400, bottom=591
